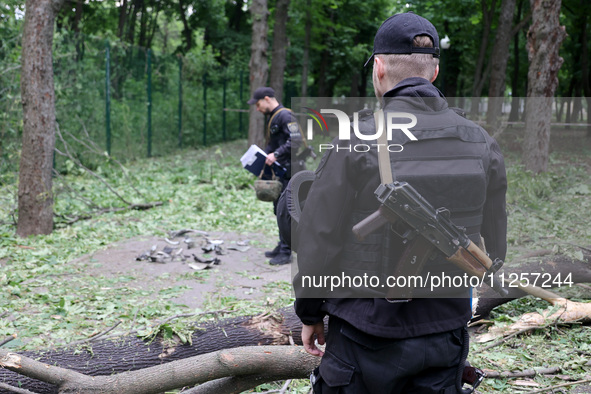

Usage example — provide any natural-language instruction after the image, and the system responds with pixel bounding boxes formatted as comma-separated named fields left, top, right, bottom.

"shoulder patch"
left=287, top=122, right=299, bottom=134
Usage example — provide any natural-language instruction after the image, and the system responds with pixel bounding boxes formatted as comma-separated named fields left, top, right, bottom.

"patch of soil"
left=72, top=231, right=294, bottom=310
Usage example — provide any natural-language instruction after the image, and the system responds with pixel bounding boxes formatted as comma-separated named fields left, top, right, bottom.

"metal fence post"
left=203, top=73, right=207, bottom=146
left=222, top=76, right=227, bottom=141
left=105, top=40, right=111, bottom=156
left=239, top=70, right=244, bottom=136
left=178, top=55, right=183, bottom=149
left=147, top=48, right=152, bottom=157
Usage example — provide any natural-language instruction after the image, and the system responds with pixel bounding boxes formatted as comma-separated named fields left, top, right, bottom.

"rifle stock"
left=354, top=181, right=508, bottom=296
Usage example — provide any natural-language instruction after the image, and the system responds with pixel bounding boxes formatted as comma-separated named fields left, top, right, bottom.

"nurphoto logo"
left=303, top=108, right=419, bottom=153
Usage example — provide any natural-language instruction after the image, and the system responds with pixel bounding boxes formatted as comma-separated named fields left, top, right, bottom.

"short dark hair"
left=378, top=35, right=439, bottom=85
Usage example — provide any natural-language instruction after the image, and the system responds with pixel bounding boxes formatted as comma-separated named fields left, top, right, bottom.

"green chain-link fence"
left=0, top=31, right=251, bottom=178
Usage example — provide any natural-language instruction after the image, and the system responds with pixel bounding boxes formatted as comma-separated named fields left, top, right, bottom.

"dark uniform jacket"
left=265, top=105, right=302, bottom=178
left=293, top=77, right=507, bottom=339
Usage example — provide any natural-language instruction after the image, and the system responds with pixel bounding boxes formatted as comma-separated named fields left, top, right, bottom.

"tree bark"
left=0, top=346, right=320, bottom=394
left=470, top=0, right=498, bottom=118
left=16, top=0, right=66, bottom=237
left=0, top=308, right=307, bottom=393
left=508, top=0, right=524, bottom=122
left=178, top=0, right=192, bottom=52
left=71, top=0, right=83, bottom=33
left=269, top=0, right=291, bottom=104
left=117, top=0, right=128, bottom=39
left=486, top=0, right=517, bottom=128
left=137, top=0, right=148, bottom=48
left=523, top=0, right=566, bottom=173
left=248, top=0, right=269, bottom=148
left=300, top=0, right=311, bottom=98
left=578, top=1, right=591, bottom=137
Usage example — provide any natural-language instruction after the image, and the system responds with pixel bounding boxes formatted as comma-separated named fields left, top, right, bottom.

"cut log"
left=0, top=308, right=307, bottom=394
left=1, top=345, right=321, bottom=394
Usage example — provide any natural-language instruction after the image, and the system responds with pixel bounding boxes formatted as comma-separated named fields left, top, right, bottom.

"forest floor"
left=2, top=127, right=590, bottom=393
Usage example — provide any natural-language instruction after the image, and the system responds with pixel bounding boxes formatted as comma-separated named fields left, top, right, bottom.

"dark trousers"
left=312, top=317, right=464, bottom=394
left=273, top=177, right=291, bottom=254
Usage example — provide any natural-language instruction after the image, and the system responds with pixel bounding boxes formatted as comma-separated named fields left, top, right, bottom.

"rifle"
left=352, top=181, right=508, bottom=297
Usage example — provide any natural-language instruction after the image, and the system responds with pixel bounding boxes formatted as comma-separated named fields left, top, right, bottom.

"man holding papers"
left=247, top=87, right=302, bottom=265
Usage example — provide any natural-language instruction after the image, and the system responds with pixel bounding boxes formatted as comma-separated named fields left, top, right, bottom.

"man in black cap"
left=293, top=12, right=507, bottom=393
left=248, top=86, right=302, bottom=265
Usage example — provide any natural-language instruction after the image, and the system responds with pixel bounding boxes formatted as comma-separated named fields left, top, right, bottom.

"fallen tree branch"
left=66, top=321, right=122, bottom=347
left=0, top=306, right=307, bottom=393
left=182, top=374, right=292, bottom=394
left=483, top=366, right=561, bottom=378
left=473, top=326, right=546, bottom=353
left=0, top=334, right=17, bottom=348
left=71, top=118, right=147, bottom=199
left=476, top=266, right=591, bottom=342
left=0, top=345, right=320, bottom=394
left=54, top=202, right=164, bottom=225
left=474, top=250, right=591, bottom=319
left=0, top=382, right=36, bottom=394
left=52, top=124, right=162, bottom=226
left=527, top=378, right=591, bottom=393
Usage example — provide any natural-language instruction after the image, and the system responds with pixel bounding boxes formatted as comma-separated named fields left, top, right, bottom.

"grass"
left=1, top=132, right=591, bottom=393
left=0, top=140, right=285, bottom=350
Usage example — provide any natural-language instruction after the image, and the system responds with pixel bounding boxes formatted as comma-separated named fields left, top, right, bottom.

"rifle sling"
left=377, top=113, right=393, bottom=185
left=266, top=107, right=309, bottom=148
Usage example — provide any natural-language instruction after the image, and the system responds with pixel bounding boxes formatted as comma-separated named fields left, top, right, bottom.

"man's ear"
left=430, top=64, right=439, bottom=83
left=374, top=56, right=386, bottom=81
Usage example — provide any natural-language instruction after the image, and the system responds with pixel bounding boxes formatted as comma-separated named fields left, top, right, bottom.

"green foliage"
left=504, top=157, right=591, bottom=262
left=0, top=140, right=281, bottom=351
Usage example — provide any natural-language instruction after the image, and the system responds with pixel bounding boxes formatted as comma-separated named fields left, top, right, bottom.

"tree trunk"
left=16, top=0, right=65, bottom=237
left=126, top=0, right=140, bottom=45
left=579, top=2, right=591, bottom=136
left=248, top=0, right=269, bottom=148
left=0, top=308, right=307, bottom=393
left=137, top=0, right=148, bottom=48
left=178, top=0, right=192, bottom=52
left=300, top=0, right=311, bottom=97
left=523, top=0, right=566, bottom=173
left=486, top=0, right=517, bottom=128
left=316, top=48, right=331, bottom=97
left=269, top=0, right=290, bottom=104
left=0, top=345, right=319, bottom=394
left=117, top=0, right=128, bottom=39
left=508, top=0, right=524, bottom=122
left=71, top=0, right=83, bottom=33
left=470, top=0, right=498, bottom=118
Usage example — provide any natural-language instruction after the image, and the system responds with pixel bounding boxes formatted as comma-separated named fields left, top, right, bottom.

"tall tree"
left=486, top=0, right=517, bottom=127
left=300, top=0, right=311, bottom=97
left=470, top=0, right=498, bottom=117
left=578, top=1, right=591, bottom=136
left=248, top=0, right=269, bottom=148
left=523, top=0, right=566, bottom=173
left=508, top=0, right=526, bottom=122
left=177, top=0, right=193, bottom=52
left=17, top=0, right=66, bottom=237
left=269, top=0, right=290, bottom=103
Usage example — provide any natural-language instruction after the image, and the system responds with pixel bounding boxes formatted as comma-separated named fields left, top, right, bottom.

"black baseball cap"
left=247, top=87, right=275, bottom=105
left=364, top=12, right=440, bottom=67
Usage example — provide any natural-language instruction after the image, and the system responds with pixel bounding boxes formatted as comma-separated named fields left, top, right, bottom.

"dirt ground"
left=72, top=231, right=295, bottom=310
